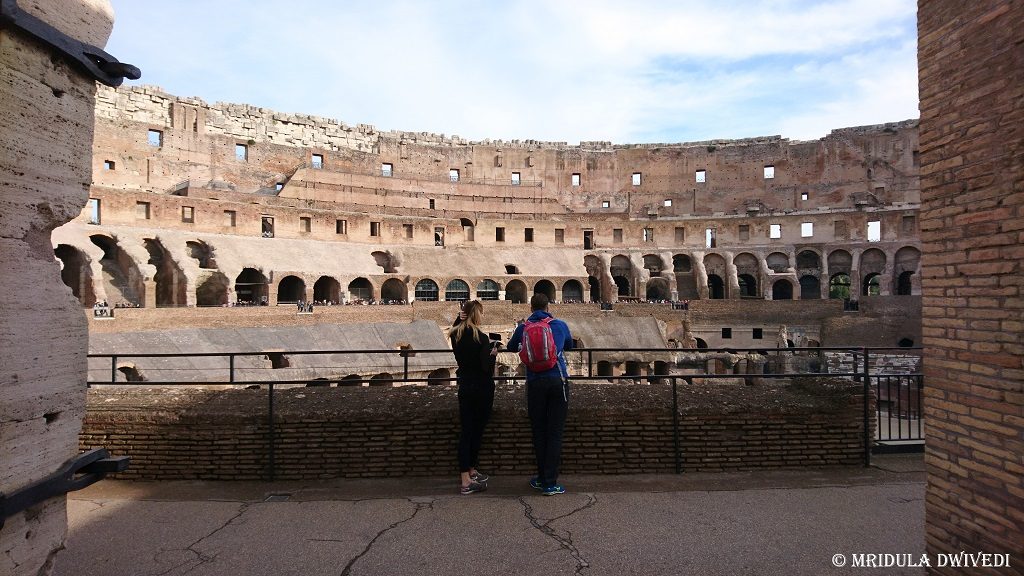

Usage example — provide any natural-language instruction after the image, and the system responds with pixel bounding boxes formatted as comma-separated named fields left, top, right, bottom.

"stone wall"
left=80, top=379, right=868, bottom=480
left=918, top=0, right=1024, bottom=570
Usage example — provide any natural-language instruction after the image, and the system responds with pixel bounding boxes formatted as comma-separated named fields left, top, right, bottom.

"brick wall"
left=918, top=0, right=1024, bottom=571
left=80, top=379, right=868, bottom=480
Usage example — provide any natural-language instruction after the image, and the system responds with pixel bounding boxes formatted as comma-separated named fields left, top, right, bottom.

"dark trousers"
left=527, top=376, right=568, bottom=487
left=457, top=379, right=494, bottom=473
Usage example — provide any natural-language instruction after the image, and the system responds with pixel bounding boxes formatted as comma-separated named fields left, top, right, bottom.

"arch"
left=505, top=279, right=527, bottom=303
left=533, top=279, right=556, bottom=301
left=381, top=278, right=408, bottom=302
left=414, top=278, right=439, bottom=301
left=427, top=368, right=451, bottom=385
left=338, top=374, right=363, bottom=387
left=860, top=248, right=887, bottom=274
left=145, top=238, right=187, bottom=307
left=597, top=361, right=614, bottom=379
left=562, top=280, right=584, bottom=303
left=613, top=275, right=631, bottom=296
left=54, top=244, right=95, bottom=306
left=862, top=273, right=881, bottom=296
left=799, top=275, right=821, bottom=299
left=369, top=373, right=393, bottom=386
left=827, top=249, right=853, bottom=274
left=695, top=338, right=708, bottom=349
left=707, top=274, right=725, bottom=299
left=703, top=253, right=727, bottom=278
left=894, top=246, right=920, bottom=295
left=829, top=273, right=852, bottom=299
left=646, top=278, right=671, bottom=301
left=772, top=279, right=793, bottom=300
left=624, top=361, right=643, bottom=377
left=460, top=218, right=475, bottom=242
left=277, top=275, right=306, bottom=304
left=672, top=254, right=691, bottom=272
left=897, top=271, right=914, bottom=296
left=348, top=277, right=374, bottom=301
left=476, top=279, right=500, bottom=300
left=186, top=240, right=217, bottom=269
left=738, top=274, right=758, bottom=298
left=235, top=268, right=268, bottom=304
left=588, top=276, right=601, bottom=302
left=196, top=272, right=230, bottom=306
left=654, top=361, right=671, bottom=376
left=313, top=276, right=341, bottom=303
left=445, top=279, right=470, bottom=302
left=733, top=252, right=759, bottom=274
left=505, top=264, right=520, bottom=274
left=643, top=254, right=665, bottom=275
left=90, top=234, right=144, bottom=306
left=796, top=250, right=821, bottom=270
left=766, top=252, right=790, bottom=273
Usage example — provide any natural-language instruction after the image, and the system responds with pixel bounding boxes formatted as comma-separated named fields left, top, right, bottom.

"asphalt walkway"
left=54, top=456, right=926, bottom=576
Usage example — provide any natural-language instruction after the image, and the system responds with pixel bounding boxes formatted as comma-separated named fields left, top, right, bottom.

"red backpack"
left=519, top=317, right=558, bottom=372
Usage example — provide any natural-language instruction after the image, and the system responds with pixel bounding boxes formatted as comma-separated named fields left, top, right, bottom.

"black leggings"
left=458, top=379, right=495, bottom=473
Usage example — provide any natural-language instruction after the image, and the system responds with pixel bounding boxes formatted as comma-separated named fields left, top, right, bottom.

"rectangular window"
left=429, top=198, right=435, bottom=210
left=643, top=227, right=654, bottom=242
left=403, top=223, right=413, bottom=239
left=801, top=191, right=809, bottom=201
left=311, top=154, right=323, bottom=169
left=511, top=172, right=521, bottom=185
left=764, top=165, right=775, bottom=179
left=835, top=220, right=848, bottom=239
left=613, top=228, right=623, bottom=244
left=300, top=216, right=311, bottom=233
left=434, top=227, right=445, bottom=246
left=103, top=160, right=115, bottom=170
left=181, top=206, right=194, bottom=223
left=753, top=328, right=763, bottom=339
left=555, top=228, right=564, bottom=243
left=675, top=227, right=685, bottom=243
left=449, top=168, right=460, bottom=182
left=87, top=198, right=100, bottom=224
left=336, top=219, right=347, bottom=234
left=867, top=220, right=881, bottom=242
left=739, top=225, right=750, bottom=241
left=632, top=172, right=642, bottom=186
left=902, top=215, right=916, bottom=235
left=370, top=221, right=381, bottom=237
left=801, top=222, right=813, bottom=237
left=224, top=210, right=236, bottom=227
left=695, top=169, right=706, bottom=183
left=147, top=129, right=162, bottom=147
left=261, top=216, right=274, bottom=238
left=663, top=199, right=672, bottom=207
left=381, top=162, right=393, bottom=177
left=721, top=327, right=732, bottom=339
left=235, top=143, right=248, bottom=161
left=583, top=229, right=593, bottom=249
left=770, top=224, right=782, bottom=239
left=275, top=182, right=284, bottom=191
left=705, top=228, right=716, bottom=248
left=571, top=173, right=581, bottom=186
left=495, top=227, right=505, bottom=242
left=601, top=200, right=610, bottom=208
left=525, top=228, right=534, bottom=243
left=136, top=201, right=150, bottom=220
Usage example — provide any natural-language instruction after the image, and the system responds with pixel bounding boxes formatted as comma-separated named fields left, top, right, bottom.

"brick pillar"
left=918, top=0, right=1024, bottom=570
left=0, top=2, right=114, bottom=574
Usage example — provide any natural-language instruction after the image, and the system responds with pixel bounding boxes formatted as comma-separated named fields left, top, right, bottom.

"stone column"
left=0, top=1, right=114, bottom=575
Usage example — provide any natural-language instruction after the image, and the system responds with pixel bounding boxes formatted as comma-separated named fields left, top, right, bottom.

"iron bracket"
left=0, top=448, right=130, bottom=529
left=0, top=0, right=140, bottom=86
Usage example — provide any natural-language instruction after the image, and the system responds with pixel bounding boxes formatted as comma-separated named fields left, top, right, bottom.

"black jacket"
left=450, top=324, right=495, bottom=381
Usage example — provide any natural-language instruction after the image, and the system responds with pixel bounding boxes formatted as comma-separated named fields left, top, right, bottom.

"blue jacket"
left=507, top=311, right=573, bottom=381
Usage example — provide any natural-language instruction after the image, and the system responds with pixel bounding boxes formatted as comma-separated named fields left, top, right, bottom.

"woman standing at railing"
left=450, top=300, right=498, bottom=495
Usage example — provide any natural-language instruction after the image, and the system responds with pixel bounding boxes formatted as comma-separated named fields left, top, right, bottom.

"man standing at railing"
left=507, top=294, right=574, bottom=496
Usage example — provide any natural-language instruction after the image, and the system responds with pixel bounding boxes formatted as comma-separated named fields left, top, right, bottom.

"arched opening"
left=597, top=361, right=614, bottom=378
left=643, top=254, right=665, bottom=275
left=766, top=252, right=790, bottom=273
left=445, top=279, right=470, bottom=302
left=894, top=246, right=920, bottom=295
left=588, top=276, right=601, bottom=302
left=654, top=361, right=671, bottom=376
left=738, top=274, right=758, bottom=298
left=624, top=361, right=643, bottom=378
left=695, top=338, right=708, bottom=349
left=348, top=277, right=374, bottom=302
left=460, top=218, right=475, bottom=242
left=277, top=275, right=306, bottom=304
left=707, top=274, right=725, bottom=299
left=772, top=279, right=793, bottom=300
left=145, top=238, right=187, bottom=307
left=863, top=273, right=881, bottom=296
left=799, top=275, right=821, bottom=299
left=897, top=271, right=914, bottom=295
left=427, top=368, right=451, bottom=385
left=338, top=374, right=362, bottom=387
left=414, top=279, right=439, bottom=301
left=898, top=338, right=915, bottom=348
left=610, top=255, right=632, bottom=297
left=829, top=273, right=852, bottom=299
left=381, top=278, right=408, bottom=303
left=116, top=365, right=145, bottom=382
left=54, top=244, right=95, bottom=306
left=828, top=249, right=853, bottom=276
left=369, top=373, right=393, bottom=386
left=313, top=276, right=341, bottom=303
left=534, top=279, right=556, bottom=301
left=646, top=278, right=671, bottom=301
left=505, top=279, right=527, bottom=303
left=196, top=272, right=230, bottom=306
left=672, top=254, right=691, bottom=272
left=186, top=240, right=217, bottom=269
left=796, top=250, right=821, bottom=270
left=505, top=264, right=520, bottom=274
left=306, top=378, right=330, bottom=387
left=90, top=234, right=144, bottom=306
left=562, top=280, right=584, bottom=303
left=267, top=353, right=290, bottom=369
left=476, top=279, right=500, bottom=300
left=235, top=268, right=268, bottom=304
left=613, top=275, right=631, bottom=296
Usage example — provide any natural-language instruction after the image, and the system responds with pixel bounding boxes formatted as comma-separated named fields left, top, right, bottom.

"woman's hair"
left=450, top=300, right=484, bottom=344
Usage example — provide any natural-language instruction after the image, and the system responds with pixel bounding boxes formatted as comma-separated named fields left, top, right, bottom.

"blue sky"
left=105, top=0, right=918, bottom=144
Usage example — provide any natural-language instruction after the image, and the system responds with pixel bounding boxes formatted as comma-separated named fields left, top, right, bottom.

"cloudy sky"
left=105, top=0, right=918, bottom=144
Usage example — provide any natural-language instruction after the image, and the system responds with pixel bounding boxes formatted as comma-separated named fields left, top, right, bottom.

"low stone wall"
left=80, top=378, right=870, bottom=480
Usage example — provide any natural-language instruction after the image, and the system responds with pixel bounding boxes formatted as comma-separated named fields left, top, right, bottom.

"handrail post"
left=229, top=354, right=235, bottom=383
left=110, top=354, right=117, bottom=384
left=862, top=348, right=871, bottom=467
left=587, top=350, right=593, bottom=378
left=403, top=353, right=409, bottom=381
left=268, top=382, right=276, bottom=482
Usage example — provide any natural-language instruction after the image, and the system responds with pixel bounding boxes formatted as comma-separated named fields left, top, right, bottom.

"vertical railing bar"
left=897, top=375, right=904, bottom=440
left=672, top=377, right=681, bottom=474
left=863, top=347, right=871, bottom=467
left=917, top=375, right=924, bottom=440
left=268, top=382, right=276, bottom=482
left=229, top=353, right=235, bottom=384
left=110, top=354, right=117, bottom=384
left=876, top=375, right=883, bottom=441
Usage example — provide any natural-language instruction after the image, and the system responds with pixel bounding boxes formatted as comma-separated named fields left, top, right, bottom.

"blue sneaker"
left=542, top=484, right=565, bottom=496
left=529, top=477, right=543, bottom=490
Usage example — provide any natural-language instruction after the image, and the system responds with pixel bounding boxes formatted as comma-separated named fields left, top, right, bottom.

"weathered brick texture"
left=918, top=0, right=1024, bottom=572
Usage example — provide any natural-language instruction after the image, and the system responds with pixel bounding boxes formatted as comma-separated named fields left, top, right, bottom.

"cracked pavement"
left=53, top=456, right=927, bottom=576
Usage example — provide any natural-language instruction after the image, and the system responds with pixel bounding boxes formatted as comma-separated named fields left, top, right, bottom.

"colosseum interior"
left=54, top=84, right=923, bottom=383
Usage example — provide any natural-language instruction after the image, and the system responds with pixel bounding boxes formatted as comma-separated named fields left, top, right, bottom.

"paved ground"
left=54, top=456, right=926, bottom=576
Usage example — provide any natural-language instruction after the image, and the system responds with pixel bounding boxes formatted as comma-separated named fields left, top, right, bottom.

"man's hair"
left=530, top=293, right=549, bottom=311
